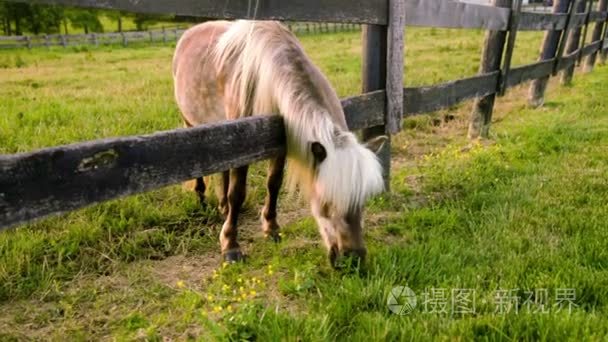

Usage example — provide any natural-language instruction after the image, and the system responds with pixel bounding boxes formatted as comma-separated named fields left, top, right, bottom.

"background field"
left=1, top=28, right=608, bottom=340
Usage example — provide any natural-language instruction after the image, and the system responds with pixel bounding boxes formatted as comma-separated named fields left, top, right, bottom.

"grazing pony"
left=173, top=20, right=386, bottom=266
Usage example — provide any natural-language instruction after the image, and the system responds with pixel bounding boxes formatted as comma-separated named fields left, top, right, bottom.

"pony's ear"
left=364, top=135, right=388, bottom=154
left=311, top=142, right=327, bottom=164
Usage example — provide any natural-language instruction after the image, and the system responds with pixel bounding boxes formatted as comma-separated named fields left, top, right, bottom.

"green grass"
left=2, top=27, right=608, bottom=340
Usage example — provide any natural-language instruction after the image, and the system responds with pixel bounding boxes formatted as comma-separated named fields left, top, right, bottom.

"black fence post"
left=528, top=0, right=573, bottom=107
left=576, top=0, right=593, bottom=65
left=499, top=0, right=523, bottom=96
left=362, top=25, right=390, bottom=190
left=583, top=0, right=608, bottom=72
left=561, top=0, right=587, bottom=85
left=468, top=0, right=511, bottom=140
left=601, top=15, right=608, bottom=63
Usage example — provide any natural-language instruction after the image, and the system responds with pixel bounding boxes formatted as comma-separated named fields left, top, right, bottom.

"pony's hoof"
left=223, top=249, right=244, bottom=263
left=262, top=218, right=281, bottom=243
left=265, top=231, right=281, bottom=243
left=218, top=203, right=229, bottom=217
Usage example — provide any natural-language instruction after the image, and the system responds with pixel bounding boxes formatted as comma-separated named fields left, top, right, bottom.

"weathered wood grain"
left=558, top=49, right=579, bottom=70
left=499, top=0, right=523, bottom=95
left=584, top=0, right=608, bottom=71
left=404, top=0, right=510, bottom=30
left=580, top=40, right=601, bottom=57
left=386, top=0, right=406, bottom=134
left=404, top=72, right=499, bottom=115
left=468, top=0, right=511, bottom=139
left=6, top=0, right=388, bottom=24
left=0, top=116, right=285, bottom=229
left=589, top=10, right=607, bottom=21
left=342, top=90, right=386, bottom=130
left=553, top=0, right=579, bottom=75
left=518, top=12, right=567, bottom=31
left=576, top=0, right=594, bottom=64
left=362, top=24, right=391, bottom=190
left=0, top=90, right=385, bottom=230
left=506, top=60, right=554, bottom=88
left=571, top=12, right=589, bottom=27
left=561, top=0, right=587, bottom=83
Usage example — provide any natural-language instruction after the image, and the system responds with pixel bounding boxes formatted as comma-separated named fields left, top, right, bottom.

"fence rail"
left=2, top=0, right=608, bottom=230
left=0, top=22, right=362, bottom=49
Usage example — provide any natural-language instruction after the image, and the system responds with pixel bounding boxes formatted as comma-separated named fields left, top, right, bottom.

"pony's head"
left=306, top=131, right=387, bottom=267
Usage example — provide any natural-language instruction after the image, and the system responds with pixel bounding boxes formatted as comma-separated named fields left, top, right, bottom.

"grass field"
left=1, top=27, right=608, bottom=340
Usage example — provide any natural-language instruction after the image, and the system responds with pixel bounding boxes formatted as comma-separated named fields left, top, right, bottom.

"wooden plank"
left=404, top=0, right=510, bottom=30
left=404, top=71, right=499, bottom=115
left=519, top=12, right=567, bottom=31
left=0, top=35, right=26, bottom=41
left=558, top=49, right=579, bottom=70
left=571, top=12, right=589, bottom=27
left=0, top=116, right=283, bottom=230
left=499, top=0, right=523, bottom=95
left=581, top=40, right=602, bottom=57
left=589, top=11, right=607, bottom=21
left=0, top=92, right=385, bottom=230
left=385, top=0, right=405, bottom=134
left=6, top=0, right=387, bottom=24
left=506, top=59, right=554, bottom=88
left=342, top=90, right=386, bottom=130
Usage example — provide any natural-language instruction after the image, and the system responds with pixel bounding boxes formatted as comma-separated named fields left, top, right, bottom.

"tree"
left=103, top=9, right=127, bottom=32
left=0, top=2, right=66, bottom=35
left=0, top=4, right=8, bottom=35
left=24, top=4, right=64, bottom=34
left=66, top=8, right=103, bottom=34
left=133, top=13, right=172, bottom=31
left=3, top=2, right=30, bottom=35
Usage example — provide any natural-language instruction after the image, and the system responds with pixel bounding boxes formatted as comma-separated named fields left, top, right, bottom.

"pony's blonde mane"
left=213, top=21, right=383, bottom=212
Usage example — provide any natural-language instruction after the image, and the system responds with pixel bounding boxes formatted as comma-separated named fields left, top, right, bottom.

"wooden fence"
left=0, top=22, right=361, bottom=49
left=0, top=26, right=187, bottom=49
left=1, top=0, right=607, bottom=230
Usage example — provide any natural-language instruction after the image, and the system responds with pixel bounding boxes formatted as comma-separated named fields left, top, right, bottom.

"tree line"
left=0, top=2, right=197, bottom=36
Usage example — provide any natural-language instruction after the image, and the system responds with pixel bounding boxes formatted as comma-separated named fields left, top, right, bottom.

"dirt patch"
left=150, top=253, right=221, bottom=290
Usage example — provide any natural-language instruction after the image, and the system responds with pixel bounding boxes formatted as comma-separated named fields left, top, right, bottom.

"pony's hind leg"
left=220, top=165, right=248, bottom=262
left=214, top=171, right=230, bottom=216
left=261, top=153, right=286, bottom=242
left=194, top=177, right=206, bottom=206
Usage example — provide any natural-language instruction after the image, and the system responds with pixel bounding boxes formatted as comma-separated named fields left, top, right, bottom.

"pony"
left=173, top=20, right=387, bottom=266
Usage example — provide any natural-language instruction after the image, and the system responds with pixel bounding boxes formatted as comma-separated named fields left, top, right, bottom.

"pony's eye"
left=311, top=142, right=327, bottom=163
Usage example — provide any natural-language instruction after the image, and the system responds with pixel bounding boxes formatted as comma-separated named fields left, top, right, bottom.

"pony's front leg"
left=261, top=153, right=286, bottom=242
left=220, top=165, right=248, bottom=262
